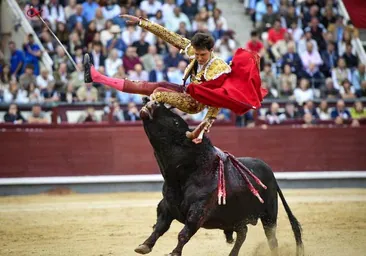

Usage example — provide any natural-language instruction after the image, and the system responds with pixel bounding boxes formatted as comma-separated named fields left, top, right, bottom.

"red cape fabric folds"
left=186, top=48, right=267, bottom=115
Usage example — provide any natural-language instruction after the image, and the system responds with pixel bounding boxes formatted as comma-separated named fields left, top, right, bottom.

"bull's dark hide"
left=135, top=101, right=304, bottom=256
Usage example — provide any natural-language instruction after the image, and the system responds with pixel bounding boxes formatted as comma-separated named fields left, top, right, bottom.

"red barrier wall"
left=1, top=126, right=366, bottom=178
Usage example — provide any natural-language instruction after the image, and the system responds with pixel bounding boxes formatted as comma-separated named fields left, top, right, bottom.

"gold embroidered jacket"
left=139, top=18, right=232, bottom=119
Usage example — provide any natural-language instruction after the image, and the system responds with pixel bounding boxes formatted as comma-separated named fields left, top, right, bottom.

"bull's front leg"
left=168, top=202, right=208, bottom=256
left=135, top=199, right=173, bottom=254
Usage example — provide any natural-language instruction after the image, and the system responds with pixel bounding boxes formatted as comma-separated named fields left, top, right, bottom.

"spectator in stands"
left=287, top=22, right=303, bottom=44
left=102, top=0, right=121, bottom=20
left=340, top=79, right=356, bottom=99
left=77, top=82, right=98, bottom=102
left=156, top=37, right=169, bottom=56
left=43, top=0, right=65, bottom=30
left=141, top=45, right=161, bottom=73
left=258, top=4, right=279, bottom=34
left=166, top=7, right=191, bottom=32
left=299, top=100, right=319, bottom=119
left=208, top=8, right=227, bottom=31
left=342, top=43, right=358, bottom=70
left=352, top=63, right=366, bottom=91
left=267, top=19, right=286, bottom=46
left=100, top=20, right=114, bottom=47
left=356, top=81, right=366, bottom=98
left=337, top=31, right=356, bottom=57
left=163, top=46, right=186, bottom=69
left=3, top=80, right=28, bottom=103
left=149, top=59, right=167, bottom=82
left=19, top=64, right=37, bottom=90
left=316, top=100, right=331, bottom=120
left=105, top=49, right=123, bottom=78
left=283, top=102, right=301, bottom=120
left=41, top=82, right=59, bottom=103
left=36, top=67, right=54, bottom=90
left=69, top=63, right=85, bottom=89
left=302, top=113, right=316, bottom=128
left=246, top=31, right=265, bottom=57
left=94, top=7, right=106, bottom=32
left=298, top=30, right=318, bottom=55
left=181, top=0, right=199, bottom=21
left=68, top=5, right=88, bottom=31
left=28, top=104, right=49, bottom=124
left=293, top=78, right=314, bottom=105
left=123, top=46, right=142, bottom=73
left=53, top=45, right=69, bottom=71
left=132, top=31, right=150, bottom=57
left=300, top=42, right=323, bottom=74
left=3, top=103, right=26, bottom=124
left=162, top=0, right=176, bottom=19
left=330, top=99, right=351, bottom=120
left=122, top=25, right=141, bottom=46
left=320, top=77, right=340, bottom=99
left=302, top=5, right=319, bottom=28
left=350, top=101, right=366, bottom=120
left=260, top=63, right=278, bottom=89
left=84, top=21, right=98, bottom=49
left=283, top=6, right=299, bottom=29
left=23, top=34, right=41, bottom=76
left=107, top=25, right=127, bottom=58
left=27, top=82, right=43, bottom=103
left=60, top=82, right=78, bottom=103
left=167, top=60, right=188, bottom=84
left=278, top=81, right=293, bottom=98
left=264, top=102, right=285, bottom=125
left=306, top=17, right=327, bottom=51
left=124, top=102, right=141, bottom=121
left=281, top=42, right=302, bottom=76
left=214, top=33, right=236, bottom=61
left=129, top=64, right=149, bottom=81
left=150, top=10, right=165, bottom=26
left=77, top=106, right=100, bottom=123
left=331, top=58, right=351, bottom=90
left=0, top=64, right=12, bottom=86
left=302, top=63, right=324, bottom=89
left=89, top=41, right=106, bottom=70
left=271, top=32, right=294, bottom=61
left=140, top=0, right=162, bottom=18
left=321, top=5, right=337, bottom=29
left=53, top=63, right=69, bottom=91
left=261, top=80, right=277, bottom=99
left=176, top=22, right=193, bottom=40
left=41, top=31, right=57, bottom=59
left=64, top=0, right=77, bottom=20
left=279, top=64, right=297, bottom=91
left=82, top=0, right=99, bottom=23
left=320, top=41, right=338, bottom=77
left=8, top=41, right=24, bottom=79
left=255, top=0, right=278, bottom=25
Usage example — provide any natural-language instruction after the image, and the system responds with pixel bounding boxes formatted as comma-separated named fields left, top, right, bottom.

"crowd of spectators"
left=0, top=0, right=365, bottom=126
left=242, top=0, right=366, bottom=126
left=0, top=0, right=237, bottom=123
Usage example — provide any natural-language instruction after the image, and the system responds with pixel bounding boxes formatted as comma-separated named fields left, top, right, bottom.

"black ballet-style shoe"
left=83, top=53, right=93, bottom=83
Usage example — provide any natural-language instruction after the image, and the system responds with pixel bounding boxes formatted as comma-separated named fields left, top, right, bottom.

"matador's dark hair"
left=191, top=33, right=215, bottom=51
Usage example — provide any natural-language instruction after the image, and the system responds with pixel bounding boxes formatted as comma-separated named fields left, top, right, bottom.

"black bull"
left=136, top=101, right=304, bottom=256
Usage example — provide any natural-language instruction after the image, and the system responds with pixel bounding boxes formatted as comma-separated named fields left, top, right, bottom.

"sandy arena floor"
left=0, top=189, right=365, bottom=256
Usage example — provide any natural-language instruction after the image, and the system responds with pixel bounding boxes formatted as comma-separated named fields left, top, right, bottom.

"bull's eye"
left=173, top=119, right=179, bottom=126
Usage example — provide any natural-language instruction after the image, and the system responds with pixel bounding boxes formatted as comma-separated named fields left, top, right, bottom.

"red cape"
left=186, top=48, right=267, bottom=115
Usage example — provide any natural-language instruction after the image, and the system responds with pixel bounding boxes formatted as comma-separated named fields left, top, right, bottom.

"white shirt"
left=140, top=0, right=162, bottom=16
left=102, top=4, right=121, bottom=20
left=165, top=13, right=191, bottom=32
left=207, top=16, right=228, bottom=32
left=105, top=58, right=123, bottom=77
left=161, top=3, right=176, bottom=20
left=293, top=88, right=314, bottom=105
left=36, top=74, right=55, bottom=89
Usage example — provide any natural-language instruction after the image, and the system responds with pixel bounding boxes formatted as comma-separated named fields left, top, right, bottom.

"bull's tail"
left=277, top=185, right=304, bottom=256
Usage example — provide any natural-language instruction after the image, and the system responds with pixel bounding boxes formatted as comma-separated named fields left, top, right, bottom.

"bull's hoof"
left=134, top=244, right=151, bottom=254
left=226, top=238, right=235, bottom=244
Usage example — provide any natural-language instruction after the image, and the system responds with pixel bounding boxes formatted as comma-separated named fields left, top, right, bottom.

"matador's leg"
left=152, top=91, right=219, bottom=144
left=151, top=91, right=205, bottom=114
left=84, top=54, right=183, bottom=95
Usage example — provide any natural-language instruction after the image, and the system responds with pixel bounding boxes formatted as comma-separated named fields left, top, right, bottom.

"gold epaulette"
left=204, top=58, right=231, bottom=81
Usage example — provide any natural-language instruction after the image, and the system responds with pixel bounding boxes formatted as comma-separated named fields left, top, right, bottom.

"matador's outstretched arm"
left=121, top=15, right=194, bottom=57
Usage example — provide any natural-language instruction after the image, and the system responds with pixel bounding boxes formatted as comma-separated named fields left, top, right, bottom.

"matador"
left=84, top=15, right=267, bottom=143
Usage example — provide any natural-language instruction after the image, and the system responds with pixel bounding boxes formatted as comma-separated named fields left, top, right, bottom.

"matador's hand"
left=120, top=14, right=140, bottom=25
